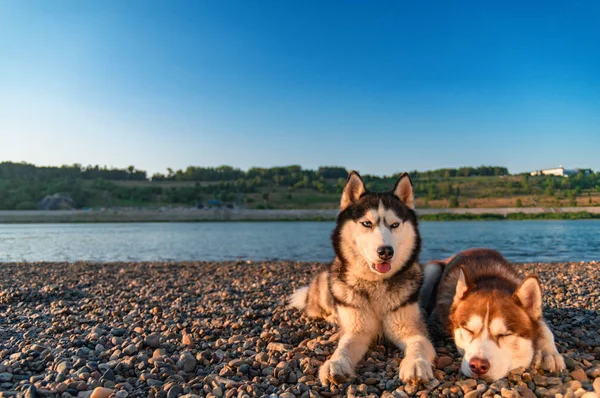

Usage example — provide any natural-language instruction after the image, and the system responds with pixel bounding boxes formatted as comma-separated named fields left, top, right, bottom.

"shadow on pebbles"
left=0, top=261, right=598, bottom=398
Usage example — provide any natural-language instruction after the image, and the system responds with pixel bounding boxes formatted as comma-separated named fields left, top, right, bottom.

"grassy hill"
left=1, top=162, right=599, bottom=210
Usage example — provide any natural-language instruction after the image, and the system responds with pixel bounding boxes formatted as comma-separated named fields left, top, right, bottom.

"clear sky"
left=1, top=1, right=599, bottom=176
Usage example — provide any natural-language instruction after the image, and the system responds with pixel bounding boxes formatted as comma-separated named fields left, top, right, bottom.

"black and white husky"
left=288, top=171, right=435, bottom=385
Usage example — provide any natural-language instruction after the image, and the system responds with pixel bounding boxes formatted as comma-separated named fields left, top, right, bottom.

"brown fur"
left=424, top=248, right=565, bottom=379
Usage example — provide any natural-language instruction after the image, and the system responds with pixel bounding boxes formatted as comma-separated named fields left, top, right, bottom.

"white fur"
left=489, top=318, right=507, bottom=335
left=466, top=315, right=483, bottom=334
left=316, top=172, right=434, bottom=385
left=320, top=287, right=434, bottom=385
left=350, top=202, right=417, bottom=279
left=454, top=314, right=534, bottom=381
left=384, top=304, right=436, bottom=382
left=288, top=286, right=308, bottom=310
left=533, top=320, right=566, bottom=372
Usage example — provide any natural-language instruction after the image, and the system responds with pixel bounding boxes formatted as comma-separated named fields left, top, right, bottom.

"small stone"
left=458, top=379, right=478, bottom=392
left=588, top=368, right=600, bottom=379
left=102, top=369, right=115, bottom=381
left=267, top=342, right=290, bottom=352
left=178, top=352, right=197, bottom=373
left=405, top=384, right=418, bottom=395
left=228, top=335, right=244, bottom=344
left=516, top=386, right=536, bottom=398
left=594, top=378, right=600, bottom=394
left=426, top=379, right=441, bottom=390
left=464, top=391, right=480, bottom=398
left=145, top=334, right=160, bottom=348
left=571, top=369, right=589, bottom=382
left=500, top=387, right=518, bottom=398
left=56, top=383, right=68, bottom=393
left=0, top=373, right=13, bottom=382
left=436, top=356, right=453, bottom=369
left=147, top=379, right=163, bottom=387
left=167, top=385, right=183, bottom=398
left=24, top=385, right=37, bottom=398
left=57, top=361, right=70, bottom=375
left=182, top=334, right=194, bottom=347
left=111, top=328, right=126, bottom=337
left=122, top=344, right=137, bottom=355
left=90, top=387, right=114, bottom=398
left=547, top=377, right=563, bottom=386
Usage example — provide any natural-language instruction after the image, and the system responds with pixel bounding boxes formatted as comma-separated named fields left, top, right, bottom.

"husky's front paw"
left=399, top=355, right=433, bottom=383
left=319, top=357, right=354, bottom=385
left=541, top=352, right=566, bottom=372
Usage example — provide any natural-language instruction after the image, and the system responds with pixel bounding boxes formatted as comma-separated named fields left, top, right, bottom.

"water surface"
left=0, top=220, right=598, bottom=263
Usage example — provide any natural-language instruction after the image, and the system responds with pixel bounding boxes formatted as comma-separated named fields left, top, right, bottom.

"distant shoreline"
left=1, top=207, right=600, bottom=223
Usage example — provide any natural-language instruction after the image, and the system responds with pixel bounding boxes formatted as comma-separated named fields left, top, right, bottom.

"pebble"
left=436, top=356, right=454, bottom=369
left=178, top=352, right=197, bottom=373
left=90, top=387, right=114, bottom=398
left=145, top=333, right=161, bottom=348
left=0, top=260, right=596, bottom=398
left=122, top=344, right=137, bottom=355
left=572, top=368, right=589, bottom=381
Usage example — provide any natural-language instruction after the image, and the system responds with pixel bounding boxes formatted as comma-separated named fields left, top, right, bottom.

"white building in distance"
left=530, top=165, right=582, bottom=177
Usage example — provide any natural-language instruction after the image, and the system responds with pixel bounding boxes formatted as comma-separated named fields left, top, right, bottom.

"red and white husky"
left=420, top=248, right=565, bottom=381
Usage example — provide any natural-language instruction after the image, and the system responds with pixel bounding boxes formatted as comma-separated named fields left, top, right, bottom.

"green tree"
left=448, top=195, right=459, bottom=208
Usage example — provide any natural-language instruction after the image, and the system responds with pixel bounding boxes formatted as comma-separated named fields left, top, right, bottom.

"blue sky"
left=1, top=1, right=599, bottom=176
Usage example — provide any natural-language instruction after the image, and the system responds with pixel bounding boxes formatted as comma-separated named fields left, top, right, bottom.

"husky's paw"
left=532, top=349, right=543, bottom=369
left=319, top=357, right=354, bottom=385
left=325, top=313, right=338, bottom=325
left=399, top=355, right=433, bottom=384
left=541, top=352, right=566, bottom=372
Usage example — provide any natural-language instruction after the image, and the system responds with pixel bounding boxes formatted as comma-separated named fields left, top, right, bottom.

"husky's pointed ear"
left=515, top=276, right=543, bottom=319
left=393, top=172, right=414, bottom=209
left=341, top=171, right=366, bottom=209
left=453, top=266, right=473, bottom=305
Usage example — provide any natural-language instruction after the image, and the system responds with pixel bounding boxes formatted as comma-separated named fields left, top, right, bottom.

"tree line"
left=1, top=161, right=598, bottom=210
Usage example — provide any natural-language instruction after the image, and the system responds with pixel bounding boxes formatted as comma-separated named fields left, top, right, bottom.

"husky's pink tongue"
left=375, top=262, right=391, bottom=273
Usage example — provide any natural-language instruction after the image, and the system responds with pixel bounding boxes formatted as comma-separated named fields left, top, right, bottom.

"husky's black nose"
left=377, top=246, right=394, bottom=260
left=469, top=357, right=490, bottom=375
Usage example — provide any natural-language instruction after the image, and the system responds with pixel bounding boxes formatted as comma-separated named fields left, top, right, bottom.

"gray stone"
left=178, top=352, right=196, bottom=373
left=122, top=344, right=137, bottom=356
left=145, top=334, right=160, bottom=348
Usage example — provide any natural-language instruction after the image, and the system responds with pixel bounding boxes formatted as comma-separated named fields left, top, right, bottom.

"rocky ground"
left=0, top=261, right=598, bottom=398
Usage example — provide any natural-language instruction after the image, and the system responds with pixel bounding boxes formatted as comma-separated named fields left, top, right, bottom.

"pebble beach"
left=0, top=261, right=598, bottom=398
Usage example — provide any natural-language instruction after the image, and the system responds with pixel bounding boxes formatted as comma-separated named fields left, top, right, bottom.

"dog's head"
left=332, top=171, right=420, bottom=280
left=449, top=267, right=543, bottom=381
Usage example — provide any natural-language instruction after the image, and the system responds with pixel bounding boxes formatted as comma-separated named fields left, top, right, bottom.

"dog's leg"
left=533, top=320, right=565, bottom=372
left=319, top=306, right=378, bottom=385
left=384, top=302, right=435, bottom=383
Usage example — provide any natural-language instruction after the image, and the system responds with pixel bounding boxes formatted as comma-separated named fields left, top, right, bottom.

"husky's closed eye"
left=420, top=248, right=565, bottom=381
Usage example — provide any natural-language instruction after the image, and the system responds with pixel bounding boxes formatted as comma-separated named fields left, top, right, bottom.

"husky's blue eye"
left=361, top=221, right=372, bottom=228
left=390, top=222, right=400, bottom=229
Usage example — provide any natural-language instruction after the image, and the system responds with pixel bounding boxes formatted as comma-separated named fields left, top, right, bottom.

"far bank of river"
left=1, top=206, right=600, bottom=223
